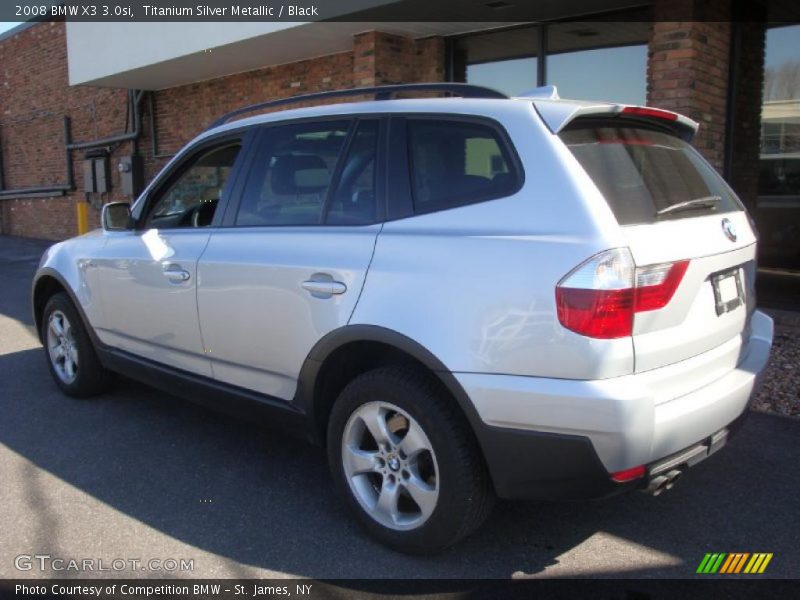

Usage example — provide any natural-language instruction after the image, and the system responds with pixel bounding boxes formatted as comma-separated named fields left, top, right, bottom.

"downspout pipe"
left=67, top=90, right=145, bottom=151
left=0, top=90, right=144, bottom=199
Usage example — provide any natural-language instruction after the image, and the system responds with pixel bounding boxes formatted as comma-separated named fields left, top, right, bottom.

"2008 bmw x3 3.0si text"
left=32, top=83, right=773, bottom=554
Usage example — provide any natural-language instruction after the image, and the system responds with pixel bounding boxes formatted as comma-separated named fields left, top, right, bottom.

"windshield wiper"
left=656, top=195, right=721, bottom=217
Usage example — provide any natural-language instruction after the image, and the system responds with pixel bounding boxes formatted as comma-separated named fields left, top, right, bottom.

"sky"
left=0, top=22, right=21, bottom=35
left=766, top=24, right=800, bottom=69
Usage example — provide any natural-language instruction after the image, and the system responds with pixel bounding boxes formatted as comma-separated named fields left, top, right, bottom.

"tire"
left=41, top=292, right=113, bottom=398
left=327, top=366, right=494, bottom=554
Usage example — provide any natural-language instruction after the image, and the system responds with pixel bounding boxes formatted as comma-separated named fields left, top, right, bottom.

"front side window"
left=145, top=142, right=241, bottom=229
left=236, top=121, right=351, bottom=226
left=407, top=119, right=520, bottom=214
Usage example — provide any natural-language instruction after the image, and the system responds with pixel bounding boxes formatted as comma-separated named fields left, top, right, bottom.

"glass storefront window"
left=466, top=57, right=537, bottom=97
left=454, top=26, right=538, bottom=97
left=456, top=21, right=648, bottom=104
left=760, top=24, right=800, bottom=207
left=546, top=22, right=648, bottom=105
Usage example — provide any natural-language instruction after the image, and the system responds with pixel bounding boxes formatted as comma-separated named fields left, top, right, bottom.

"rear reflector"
left=611, top=465, right=646, bottom=483
left=556, top=249, right=690, bottom=339
left=621, top=106, right=679, bottom=122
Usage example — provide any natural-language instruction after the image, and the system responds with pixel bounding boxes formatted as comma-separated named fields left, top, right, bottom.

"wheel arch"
left=295, top=325, right=487, bottom=451
left=32, top=269, right=96, bottom=346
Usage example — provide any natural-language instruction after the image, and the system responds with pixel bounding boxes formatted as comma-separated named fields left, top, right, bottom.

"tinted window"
left=326, top=120, right=379, bottom=225
left=145, top=143, right=241, bottom=229
left=560, top=124, right=743, bottom=225
left=407, top=120, right=519, bottom=214
left=236, top=121, right=350, bottom=226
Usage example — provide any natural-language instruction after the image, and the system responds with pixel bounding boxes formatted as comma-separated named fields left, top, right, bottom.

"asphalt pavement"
left=1, top=234, right=798, bottom=580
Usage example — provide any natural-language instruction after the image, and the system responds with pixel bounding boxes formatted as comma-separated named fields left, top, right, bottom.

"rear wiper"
left=656, top=195, right=721, bottom=217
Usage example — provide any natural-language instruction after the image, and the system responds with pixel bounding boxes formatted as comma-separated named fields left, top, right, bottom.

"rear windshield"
left=560, top=123, right=743, bottom=225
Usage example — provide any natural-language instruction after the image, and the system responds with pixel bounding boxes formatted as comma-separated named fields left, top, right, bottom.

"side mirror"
left=101, top=202, right=132, bottom=231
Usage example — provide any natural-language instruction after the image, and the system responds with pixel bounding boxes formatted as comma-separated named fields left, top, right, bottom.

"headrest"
left=271, top=154, right=329, bottom=194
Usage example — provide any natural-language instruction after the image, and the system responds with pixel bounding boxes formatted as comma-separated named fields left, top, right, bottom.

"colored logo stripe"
left=697, top=553, right=726, bottom=573
left=744, top=553, right=773, bottom=574
left=697, top=553, right=773, bottom=574
left=720, top=553, right=749, bottom=573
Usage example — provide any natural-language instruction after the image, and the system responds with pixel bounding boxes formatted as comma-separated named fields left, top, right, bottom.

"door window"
left=145, top=142, right=241, bottom=229
left=326, top=120, right=380, bottom=225
left=236, top=121, right=351, bottom=226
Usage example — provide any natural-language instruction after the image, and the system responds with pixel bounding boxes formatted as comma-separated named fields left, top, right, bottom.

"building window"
left=545, top=22, right=648, bottom=105
left=453, top=26, right=539, bottom=97
left=760, top=24, right=800, bottom=208
left=452, top=20, right=648, bottom=105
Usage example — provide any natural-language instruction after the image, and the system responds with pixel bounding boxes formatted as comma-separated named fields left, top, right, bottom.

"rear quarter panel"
left=351, top=103, right=633, bottom=379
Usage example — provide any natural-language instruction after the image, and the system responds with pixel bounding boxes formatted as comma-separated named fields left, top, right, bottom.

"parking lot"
left=1, top=234, right=798, bottom=580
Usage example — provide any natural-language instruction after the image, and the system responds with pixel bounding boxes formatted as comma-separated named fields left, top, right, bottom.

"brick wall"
left=0, top=23, right=128, bottom=238
left=144, top=50, right=356, bottom=181
left=0, top=23, right=445, bottom=240
left=647, top=18, right=732, bottom=171
left=353, top=31, right=445, bottom=87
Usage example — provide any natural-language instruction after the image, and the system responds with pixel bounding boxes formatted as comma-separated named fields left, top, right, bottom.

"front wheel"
left=42, top=292, right=112, bottom=398
left=327, top=367, right=494, bottom=554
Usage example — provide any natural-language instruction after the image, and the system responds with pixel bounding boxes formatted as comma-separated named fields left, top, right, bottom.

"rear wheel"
left=327, top=366, right=494, bottom=553
left=42, top=292, right=112, bottom=398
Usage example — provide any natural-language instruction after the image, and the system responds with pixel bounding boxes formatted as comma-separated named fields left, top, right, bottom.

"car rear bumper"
left=456, top=310, right=773, bottom=500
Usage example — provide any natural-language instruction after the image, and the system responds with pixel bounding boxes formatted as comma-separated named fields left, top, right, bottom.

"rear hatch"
left=558, top=113, right=757, bottom=373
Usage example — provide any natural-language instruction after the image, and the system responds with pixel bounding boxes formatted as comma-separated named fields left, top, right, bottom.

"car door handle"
left=162, top=263, right=191, bottom=283
left=302, top=279, right=347, bottom=297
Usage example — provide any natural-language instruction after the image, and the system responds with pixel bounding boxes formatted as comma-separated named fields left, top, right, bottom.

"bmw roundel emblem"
left=721, top=218, right=737, bottom=242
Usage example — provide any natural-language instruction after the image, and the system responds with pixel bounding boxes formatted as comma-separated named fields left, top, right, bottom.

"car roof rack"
left=207, top=83, right=508, bottom=130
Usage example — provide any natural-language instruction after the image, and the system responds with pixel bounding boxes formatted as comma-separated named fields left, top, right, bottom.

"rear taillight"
left=556, top=249, right=689, bottom=339
left=634, top=260, right=689, bottom=312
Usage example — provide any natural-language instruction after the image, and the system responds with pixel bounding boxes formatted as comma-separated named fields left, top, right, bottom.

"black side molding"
left=98, top=347, right=310, bottom=441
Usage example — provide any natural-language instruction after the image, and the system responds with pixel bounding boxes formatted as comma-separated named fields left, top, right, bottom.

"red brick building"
left=0, top=1, right=798, bottom=263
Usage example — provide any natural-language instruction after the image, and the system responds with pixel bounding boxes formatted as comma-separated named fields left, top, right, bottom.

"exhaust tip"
left=645, top=475, right=669, bottom=496
left=663, top=469, right=683, bottom=491
left=644, top=469, right=684, bottom=496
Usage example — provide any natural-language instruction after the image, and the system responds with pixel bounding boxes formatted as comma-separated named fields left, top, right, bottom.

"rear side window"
left=407, top=119, right=520, bottom=214
left=560, top=123, right=743, bottom=225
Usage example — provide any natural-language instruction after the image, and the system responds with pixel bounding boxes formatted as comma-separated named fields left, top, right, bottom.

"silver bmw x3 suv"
left=33, top=83, right=774, bottom=553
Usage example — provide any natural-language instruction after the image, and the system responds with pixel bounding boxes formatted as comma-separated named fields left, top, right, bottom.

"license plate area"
left=711, top=267, right=744, bottom=316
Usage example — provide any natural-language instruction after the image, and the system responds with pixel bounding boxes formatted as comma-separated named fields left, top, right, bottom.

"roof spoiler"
left=533, top=100, right=699, bottom=142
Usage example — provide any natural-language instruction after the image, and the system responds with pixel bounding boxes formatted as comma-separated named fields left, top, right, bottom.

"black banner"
left=2, top=579, right=800, bottom=600
left=1, top=0, right=798, bottom=23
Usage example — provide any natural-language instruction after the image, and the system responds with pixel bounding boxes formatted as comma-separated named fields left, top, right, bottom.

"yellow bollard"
left=76, top=201, right=89, bottom=235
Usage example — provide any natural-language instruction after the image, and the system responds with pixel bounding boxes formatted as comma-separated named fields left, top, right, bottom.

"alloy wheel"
left=46, top=310, right=79, bottom=385
left=341, top=401, right=439, bottom=531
